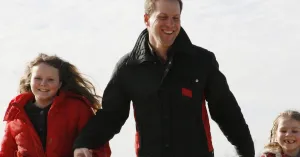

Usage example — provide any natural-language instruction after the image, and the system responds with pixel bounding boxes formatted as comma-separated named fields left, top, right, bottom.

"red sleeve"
left=77, top=103, right=111, bottom=157
left=0, top=122, right=17, bottom=157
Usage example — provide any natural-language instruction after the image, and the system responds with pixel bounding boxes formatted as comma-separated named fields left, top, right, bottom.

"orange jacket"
left=0, top=91, right=111, bottom=157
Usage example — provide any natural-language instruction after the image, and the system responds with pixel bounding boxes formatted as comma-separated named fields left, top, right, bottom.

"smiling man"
left=73, top=0, right=255, bottom=157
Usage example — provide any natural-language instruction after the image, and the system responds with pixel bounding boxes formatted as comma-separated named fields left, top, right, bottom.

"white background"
left=0, top=0, right=299, bottom=156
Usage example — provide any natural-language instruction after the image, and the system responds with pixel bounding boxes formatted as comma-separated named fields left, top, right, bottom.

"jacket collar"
left=3, top=91, right=91, bottom=121
left=127, top=27, right=194, bottom=65
left=7, top=91, right=67, bottom=108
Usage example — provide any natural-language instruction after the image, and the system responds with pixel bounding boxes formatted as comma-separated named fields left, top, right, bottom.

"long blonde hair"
left=19, top=53, right=101, bottom=110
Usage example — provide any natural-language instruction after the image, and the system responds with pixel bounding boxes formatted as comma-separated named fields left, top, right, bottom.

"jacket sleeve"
left=76, top=100, right=111, bottom=157
left=74, top=55, right=131, bottom=150
left=204, top=53, right=255, bottom=157
left=92, top=143, right=111, bottom=157
left=0, top=122, right=17, bottom=157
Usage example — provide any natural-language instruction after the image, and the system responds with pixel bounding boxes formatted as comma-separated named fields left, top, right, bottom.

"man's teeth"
left=163, top=30, right=173, bottom=34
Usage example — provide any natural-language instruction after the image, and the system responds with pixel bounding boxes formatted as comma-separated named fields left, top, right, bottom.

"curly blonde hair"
left=19, top=53, right=101, bottom=110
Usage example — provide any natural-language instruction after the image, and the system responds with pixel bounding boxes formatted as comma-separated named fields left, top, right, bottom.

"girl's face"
left=275, top=117, right=300, bottom=156
left=30, top=63, right=62, bottom=108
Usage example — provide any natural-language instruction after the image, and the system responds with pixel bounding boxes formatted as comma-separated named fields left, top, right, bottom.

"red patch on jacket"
left=182, top=88, right=192, bottom=98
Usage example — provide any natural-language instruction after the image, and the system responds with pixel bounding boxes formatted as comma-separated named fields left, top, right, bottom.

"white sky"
left=0, top=0, right=299, bottom=156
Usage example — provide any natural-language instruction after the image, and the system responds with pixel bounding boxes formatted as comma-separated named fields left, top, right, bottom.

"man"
left=73, top=0, right=255, bottom=156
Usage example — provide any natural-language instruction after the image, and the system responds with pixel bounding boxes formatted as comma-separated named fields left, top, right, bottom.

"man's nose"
left=166, top=18, right=175, bottom=27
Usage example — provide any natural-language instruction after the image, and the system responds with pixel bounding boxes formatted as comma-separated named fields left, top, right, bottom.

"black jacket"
left=74, top=28, right=255, bottom=157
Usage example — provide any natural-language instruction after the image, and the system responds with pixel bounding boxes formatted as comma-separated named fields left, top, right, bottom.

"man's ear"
left=144, top=14, right=150, bottom=26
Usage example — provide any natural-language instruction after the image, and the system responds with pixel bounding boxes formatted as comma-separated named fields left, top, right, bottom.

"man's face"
left=144, top=0, right=181, bottom=50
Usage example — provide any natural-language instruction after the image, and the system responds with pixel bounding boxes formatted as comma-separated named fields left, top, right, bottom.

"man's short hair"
left=144, top=0, right=183, bottom=15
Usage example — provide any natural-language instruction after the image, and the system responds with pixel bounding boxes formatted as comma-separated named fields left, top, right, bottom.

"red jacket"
left=0, top=91, right=111, bottom=157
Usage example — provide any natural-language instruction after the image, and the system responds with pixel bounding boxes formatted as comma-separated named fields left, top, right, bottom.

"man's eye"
left=173, top=17, right=180, bottom=21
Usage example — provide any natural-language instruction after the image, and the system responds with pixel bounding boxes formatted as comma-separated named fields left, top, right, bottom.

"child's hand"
left=74, top=148, right=92, bottom=157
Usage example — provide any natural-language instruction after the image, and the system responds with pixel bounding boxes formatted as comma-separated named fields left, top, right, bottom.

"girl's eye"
left=34, top=77, right=41, bottom=80
left=280, top=130, right=287, bottom=133
left=158, top=16, right=167, bottom=20
left=292, top=130, right=299, bottom=133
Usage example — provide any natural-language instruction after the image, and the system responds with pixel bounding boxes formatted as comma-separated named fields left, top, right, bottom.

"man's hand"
left=74, top=148, right=92, bottom=157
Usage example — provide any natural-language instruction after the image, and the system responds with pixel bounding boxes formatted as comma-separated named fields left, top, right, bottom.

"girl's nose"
left=40, top=80, right=47, bottom=86
left=285, top=131, right=292, bottom=136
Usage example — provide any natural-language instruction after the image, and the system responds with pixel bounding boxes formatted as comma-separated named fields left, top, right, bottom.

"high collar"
left=4, top=91, right=91, bottom=121
left=127, top=27, right=193, bottom=65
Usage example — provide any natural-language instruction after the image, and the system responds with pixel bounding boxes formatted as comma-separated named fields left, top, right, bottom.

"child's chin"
left=284, top=146, right=299, bottom=151
left=36, top=96, right=52, bottom=101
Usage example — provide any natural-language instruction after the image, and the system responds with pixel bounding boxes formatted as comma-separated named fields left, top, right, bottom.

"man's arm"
left=73, top=55, right=131, bottom=150
left=75, top=98, right=111, bottom=157
left=204, top=52, right=255, bottom=157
